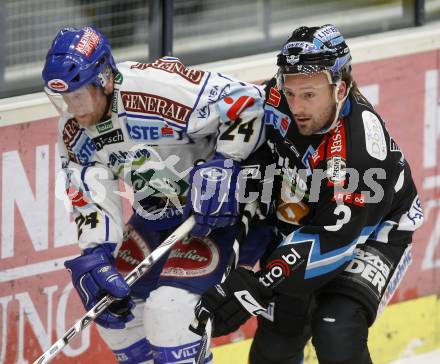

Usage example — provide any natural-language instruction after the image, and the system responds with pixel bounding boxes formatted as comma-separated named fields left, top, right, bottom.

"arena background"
left=0, top=1, right=440, bottom=363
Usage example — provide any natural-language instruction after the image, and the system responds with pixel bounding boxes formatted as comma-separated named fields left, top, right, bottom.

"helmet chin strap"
left=96, top=68, right=114, bottom=124
left=315, top=76, right=351, bottom=134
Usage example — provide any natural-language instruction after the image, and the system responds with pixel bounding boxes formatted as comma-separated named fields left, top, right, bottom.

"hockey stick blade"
left=33, top=215, right=196, bottom=364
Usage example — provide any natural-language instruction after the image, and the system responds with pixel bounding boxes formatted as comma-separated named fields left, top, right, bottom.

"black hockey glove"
left=191, top=267, right=273, bottom=337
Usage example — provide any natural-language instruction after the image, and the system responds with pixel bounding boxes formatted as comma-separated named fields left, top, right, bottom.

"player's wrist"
left=228, top=267, right=273, bottom=312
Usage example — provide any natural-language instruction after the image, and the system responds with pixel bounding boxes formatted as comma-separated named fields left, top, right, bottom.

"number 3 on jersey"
left=324, top=205, right=351, bottom=232
left=219, top=117, right=255, bottom=142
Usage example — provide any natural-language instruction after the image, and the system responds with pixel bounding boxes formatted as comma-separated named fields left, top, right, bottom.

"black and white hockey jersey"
left=258, top=78, right=423, bottom=295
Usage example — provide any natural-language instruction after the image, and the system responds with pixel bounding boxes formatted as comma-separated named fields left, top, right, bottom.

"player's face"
left=282, top=72, right=336, bottom=136
left=62, top=84, right=109, bottom=127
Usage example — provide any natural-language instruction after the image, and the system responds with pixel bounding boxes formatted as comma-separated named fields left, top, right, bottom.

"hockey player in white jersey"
left=42, top=26, right=270, bottom=363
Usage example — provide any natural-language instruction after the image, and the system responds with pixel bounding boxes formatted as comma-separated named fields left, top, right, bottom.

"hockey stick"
left=33, top=215, right=196, bottom=364
left=191, top=200, right=258, bottom=364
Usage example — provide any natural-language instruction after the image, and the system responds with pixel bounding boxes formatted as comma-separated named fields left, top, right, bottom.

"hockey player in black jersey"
left=192, top=24, right=424, bottom=364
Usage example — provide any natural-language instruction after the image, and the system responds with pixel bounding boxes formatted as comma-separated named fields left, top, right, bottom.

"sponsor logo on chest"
left=96, top=119, right=113, bottom=133
left=92, top=129, right=124, bottom=151
left=333, top=191, right=366, bottom=207
left=108, top=148, right=151, bottom=168
left=121, top=91, right=191, bottom=125
left=125, top=119, right=175, bottom=141
left=326, top=118, right=347, bottom=186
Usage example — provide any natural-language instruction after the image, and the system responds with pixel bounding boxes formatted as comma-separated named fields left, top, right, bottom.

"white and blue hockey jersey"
left=58, top=57, right=265, bottom=252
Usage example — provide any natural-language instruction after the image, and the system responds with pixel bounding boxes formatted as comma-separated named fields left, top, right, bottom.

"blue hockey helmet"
left=276, top=24, right=351, bottom=87
left=42, top=26, right=117, bottom=93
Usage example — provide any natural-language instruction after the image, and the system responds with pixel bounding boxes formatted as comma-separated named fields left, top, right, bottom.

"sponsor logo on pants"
left=343, top=246, right=393, bottom=300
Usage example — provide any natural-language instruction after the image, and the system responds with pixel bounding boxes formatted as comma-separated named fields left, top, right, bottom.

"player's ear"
left=103, top=74, right=114, bottom=95
left=337, top=80, right=347, bottom=102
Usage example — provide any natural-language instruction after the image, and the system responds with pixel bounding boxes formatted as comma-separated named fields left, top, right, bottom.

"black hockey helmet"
left=276, top=24, right=352, bottom=87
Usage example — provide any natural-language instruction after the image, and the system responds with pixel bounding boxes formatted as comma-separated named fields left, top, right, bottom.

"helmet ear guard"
left=96, top=65, right=114, bottom=89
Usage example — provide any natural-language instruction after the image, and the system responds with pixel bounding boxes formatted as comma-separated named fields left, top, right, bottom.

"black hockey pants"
left=249, top=293, right=373, bottom=364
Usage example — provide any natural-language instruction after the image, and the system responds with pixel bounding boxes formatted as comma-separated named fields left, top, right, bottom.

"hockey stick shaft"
left=192, top=200, right=258, bottom=364
left=33, top=215, right=196, bottom=364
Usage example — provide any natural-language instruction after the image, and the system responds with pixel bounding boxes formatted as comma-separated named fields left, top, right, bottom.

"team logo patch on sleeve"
left=362, top=111, right=387, bottom=161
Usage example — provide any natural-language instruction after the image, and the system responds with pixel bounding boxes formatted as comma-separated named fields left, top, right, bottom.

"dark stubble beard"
left=318, top=102, right=338, bottom=133
left=299, top=102, right=337, bottom=136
